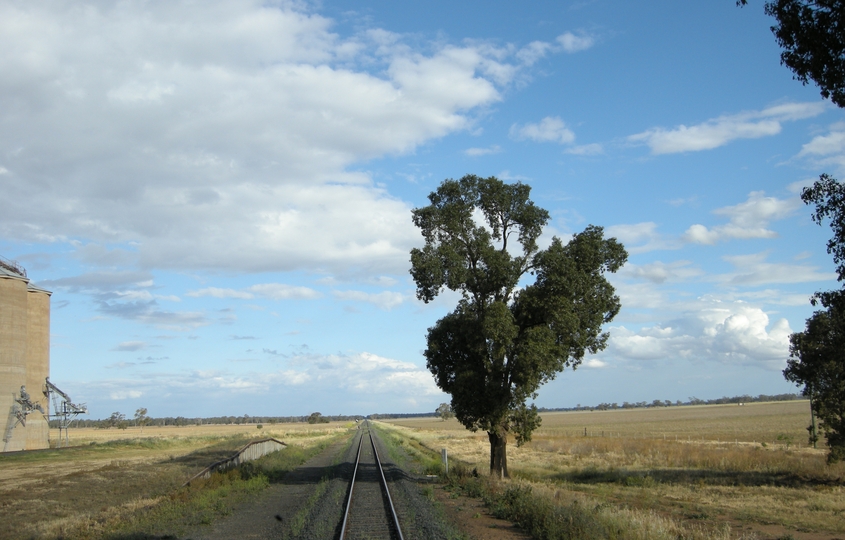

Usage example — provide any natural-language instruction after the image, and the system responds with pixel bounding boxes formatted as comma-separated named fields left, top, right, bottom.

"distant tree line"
left=47, top=394, right=801, bottom=428
left=539, top=393, right=801, bottom=413
left=50, top=412, right=365, bottom=429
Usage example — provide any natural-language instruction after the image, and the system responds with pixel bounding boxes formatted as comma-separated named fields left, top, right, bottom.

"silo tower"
left=0, top=256, right=51, bottom=451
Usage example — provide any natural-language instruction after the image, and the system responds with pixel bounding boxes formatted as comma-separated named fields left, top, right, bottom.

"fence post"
left=442, top=448, right=448, bottom=475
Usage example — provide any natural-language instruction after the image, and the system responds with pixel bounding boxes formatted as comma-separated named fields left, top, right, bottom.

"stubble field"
left=383, top=401, right=845, bottom=540
left=0, top=422, right=351, bottom=539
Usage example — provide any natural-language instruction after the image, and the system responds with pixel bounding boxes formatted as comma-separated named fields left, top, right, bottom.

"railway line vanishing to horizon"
left=340, top=421, right=405, bottom=540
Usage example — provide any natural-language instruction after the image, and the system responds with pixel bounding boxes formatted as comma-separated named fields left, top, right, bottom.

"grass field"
left=383, top=401, right=845, bottom=540
left=0, top=421, right=352, bottom=539
left=3, top=404, right=841, bottom=539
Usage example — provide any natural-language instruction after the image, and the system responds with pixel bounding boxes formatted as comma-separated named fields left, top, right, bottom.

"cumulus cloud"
left=0, top=0, right=561, bottom=277
left=629, top=102, right=825, bottom=154
left=70, top=350, right=440, bottom=415
left=608, top=302, right=792, bottom=370
left=510, top=116, right=575, bottom=144
left=683, top=191, right=800, bottom=245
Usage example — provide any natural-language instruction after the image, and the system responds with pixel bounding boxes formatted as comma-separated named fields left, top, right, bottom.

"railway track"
left=339, top=422, right=405, bottom=540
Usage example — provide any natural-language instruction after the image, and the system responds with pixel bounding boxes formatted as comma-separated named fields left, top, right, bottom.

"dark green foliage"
left=785, top=174, right=845, bottom=463
left=786, top=305, right=845, bottom=462
left=307, top=412, right=330, bottom=424
left=803, top=174, right=845, bottom=287
left=739, top=1, right=845, bottom=107
left=766, top=0, right=845, bottom=108
left=410, top=175, right=627, bottom=477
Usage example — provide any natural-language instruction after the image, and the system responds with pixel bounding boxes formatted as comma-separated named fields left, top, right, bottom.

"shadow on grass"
left=103, top=535, right=180, bottom=540
left=553, top=466, right=845, bottom=488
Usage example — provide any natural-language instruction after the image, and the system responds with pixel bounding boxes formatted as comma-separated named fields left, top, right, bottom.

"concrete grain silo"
left=0, top=257, right=51, bottom=451
left=25, top=283, right=51, bottom=449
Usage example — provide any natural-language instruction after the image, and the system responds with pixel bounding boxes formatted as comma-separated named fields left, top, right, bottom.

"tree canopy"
left=740, top=0, right=845, bottom=107
left=785, top=301, right=845, bottom=462
left=784, top=174, right=845, bottom=462
left=410, top=175, right=627, bottom=477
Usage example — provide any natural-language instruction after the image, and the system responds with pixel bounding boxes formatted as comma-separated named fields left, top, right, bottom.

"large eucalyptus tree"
left=410, top=175, right=627, bottom=477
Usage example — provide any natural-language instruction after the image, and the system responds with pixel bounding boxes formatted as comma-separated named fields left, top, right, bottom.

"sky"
left=1, top=0, right=843, bottom=419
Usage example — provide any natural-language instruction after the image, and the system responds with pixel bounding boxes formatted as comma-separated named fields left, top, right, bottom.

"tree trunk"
left=488, top=428, right=509, bottom=478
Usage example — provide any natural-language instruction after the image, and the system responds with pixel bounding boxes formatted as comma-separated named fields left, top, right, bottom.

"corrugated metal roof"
left=0, top=264, right=29, bottom=283
left=27, top=282, right=52, bottom=295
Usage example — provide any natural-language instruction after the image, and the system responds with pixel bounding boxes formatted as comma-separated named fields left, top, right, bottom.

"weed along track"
left=340, top=422, right=405, bottom=540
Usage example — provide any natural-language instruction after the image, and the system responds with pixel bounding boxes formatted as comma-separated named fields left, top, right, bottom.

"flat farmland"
left=383, top=402, right=845, bottom=540
left=0, top=422, right=352, bottom=539
left=391, top=401, right=815, bottom=444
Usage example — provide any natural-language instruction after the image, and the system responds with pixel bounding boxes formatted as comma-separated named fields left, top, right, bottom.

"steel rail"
left=369, top=426, right=405, bottom=540
left=339, top=422, right=405, bottom=540
left=339, top=426, right=365, bottom=539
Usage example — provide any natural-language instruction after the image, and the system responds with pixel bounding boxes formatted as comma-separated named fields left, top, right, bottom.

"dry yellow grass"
left=382, top=402, right=845, bottom=539
left=0, top=421, right=352, bottom=539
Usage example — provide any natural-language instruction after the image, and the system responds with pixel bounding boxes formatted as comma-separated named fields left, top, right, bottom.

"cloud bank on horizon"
left=1, top=0, right=842, bottom=418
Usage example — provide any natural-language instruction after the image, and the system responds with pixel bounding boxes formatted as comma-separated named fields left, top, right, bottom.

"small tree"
left=411, top=175, right=626, bottom=477
left=134, top=407, right=149, bottom=431
left=436, top=403, right=454, bottom=421
left=106, top=411, right=125, bottom=429
left=307, top=412, right=329, bottom=424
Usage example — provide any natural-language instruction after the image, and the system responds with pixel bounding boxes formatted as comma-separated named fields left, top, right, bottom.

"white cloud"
left=187, top=287, right=254, bottom=299
left=0, top=1, right=542, bottom=277
left=510, top=116, right=575, bottom=144
left=683, top=191, right=800, bottom=245
left=629, top=102, right=825, bottom=154
left=187, top=283, right=321, bottom=300
left=248, top=283, right=322, bottom=300
left=72, top=350, right=440, bottom=415
left=608, top=302, right=792, bottom=370
left=333, top=290, right=405, bottom=310
left=624, top=260, right=703, bottom=284
left=109, top=390, right=143, bottom=400
left=516, top=41, right=553, bottom=65
left=718, top=251, right=837, bottom=286
left=557, top=32, right=595, bottom=53
left=796, top=123, right=845, bottom=170
left=605, top=222, right=681, bottom=254
left=464, top=145, right=502, bottom=156
left=583, top=358, right=607, bottom=369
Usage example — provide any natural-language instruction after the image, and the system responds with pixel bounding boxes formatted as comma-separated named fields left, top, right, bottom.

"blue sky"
left=1, top=0, right=842, bottom=419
